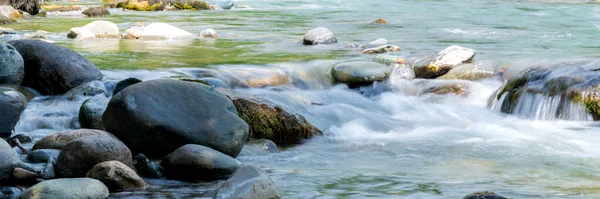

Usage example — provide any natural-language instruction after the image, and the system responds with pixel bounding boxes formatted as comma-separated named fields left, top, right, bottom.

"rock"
left=22, top=30, right=49, bottom=40
left=0, top=15, right=15, bottom=25
left=439, top=62, right=496, bottom=81
left=0, top=87, right=26, bottom=138
left=414, top=79, right=472, bottom=96
left=213, top=165, right=280, bottom=199
left=113, top=77, right=142, bottom=95
left=388, top=61, right=415, bottom=83
left=6, top=134, right=32, bottom=145
left=133, top=154, right=163, bottom=178
left=86, top=161, right=148, bottom=191
left=32, top=129, right=117, bottom=150
left=221, top=90, right=322, bottom=145
left=12, top=168, right=37, bottom=185
left=373, top=54, right=404, bottom=66
left=463, top=191, right=508, bottom=199
left=122, top=28, right=142, bottom=39
left=199, top=28, right=217, bottom=39
left=82, top=7, right=110, bottom=17
left=235, top=4, right=250, bottom=8
left=67, top=27, right=96, bottom=40
left=373, top=18, right=387, bottom=24
left=79, top=20, right=120, bottom=39
left=199, top=77, right=230, bottom=88
left=103, top=79, right=249, bottom=158
left=0, top=186, right=21, bottom=198
left=139, top=23, right=194, bottom=40
left=20, top=178, right=109, bottom=199
left=0, top=139, right=19, bottom=182
left=26, top=149, right=60, bottom=163
left=0, top=85, right=36, bottom=101
left=364, top=38, right=387, bottom=49
left=331, top=61, right=392, bottom=87
left=240, top=139, right=279, bottom=156
left=63, top=80, right=107, bottom=99
left=218, top=67, right=288, bottom=88
left=79, top=96, right=109, bottom=130
left=219, top=0, right=233, bottom=9
left=116, top=0, right=211, bottom=11
left=7, top=0, right=39, bottom=15
left=0, top=27, right=14, bottom=34
left=162, top=144, right=241, bottom=181
left=40, top=157, right=55, bottom=179
left=42, top=5, right=81, bottom=12
left=302, top=27, right=336, bottom=45
left=7, top=40, right=103, bottom=95
left=35, top=10, right=46, bottom=17
left=55, top=135, right=132, bottom=178
left=0, top=6, right=20, bottom=19
left=362, top=45, right=401, bottom=54
left=413, top=45, right=476, bottom=79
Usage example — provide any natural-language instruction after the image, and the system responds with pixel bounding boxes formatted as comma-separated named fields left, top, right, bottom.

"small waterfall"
left=489, top=92, right=593, bottom=121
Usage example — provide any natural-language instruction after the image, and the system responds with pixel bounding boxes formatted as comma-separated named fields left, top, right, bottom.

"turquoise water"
left=8, top=0, right=600, bottom=198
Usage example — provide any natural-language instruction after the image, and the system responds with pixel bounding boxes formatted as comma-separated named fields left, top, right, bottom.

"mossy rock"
left=0, top=16, right=16, bottom=25
left=116, top=0, right=210, bottom=11
left=82, top=7, right=111, bottom=17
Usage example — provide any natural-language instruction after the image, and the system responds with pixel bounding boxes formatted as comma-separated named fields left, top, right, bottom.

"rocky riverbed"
left=0, top=0, right=600, bottom=198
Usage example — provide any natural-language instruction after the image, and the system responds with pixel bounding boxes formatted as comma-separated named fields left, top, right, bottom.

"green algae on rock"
left=115, top=0, right=211, bottom=11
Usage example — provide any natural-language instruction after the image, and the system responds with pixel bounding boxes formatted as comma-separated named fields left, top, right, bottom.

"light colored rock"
left=213, top=165, right=280, bottom=199
left=235, top=4, right=250, bottom=8
left=23, top=30, right=50, bottom=40
left=0, top=27, right=15, bottom=34
left=439, top=61, right=496, bottom=81
left=87, top=161, right=148, bottom=191
left=199, top=28, right=217, bottom=39
left=81, top=20, right=120, bottom=38
left=122, top=28, right=142, bottom=39
left=364, top=38, right=387, bottom=49
left=0, top=6, right=20, bottom=19
left=139, top=23, right=194, bottom=40
left=67, top=27, right=96, bottom=40
left=413, top=45, right=476, bottom=79
left=373, top=54, right=404, bottom=66
left=219, top=0, right=234, bottom=9
left=331, top=61, right=392, bottom=86
left=218, top=67, right=288, bottom=87
left=20, top=178, right=109, bottom=199
left=302, top=27, right=336, bottom=45
left=362, top=45, right=401, bottom=54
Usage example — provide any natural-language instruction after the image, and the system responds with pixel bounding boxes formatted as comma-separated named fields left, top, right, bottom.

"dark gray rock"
left=4, top=0, right=39, bottom=15
left=133, top=154, right=163, bottom=178
left=331, top=61, right=392, bottom=87
left=78, top=96, right=109, bottom=130
left=0, top=139, right=18, bottom=182
left=162, top=144, right=241, bottom=181
left=6, top=134, right=32, bottom=146
left=302, top=27, right=336, bottom=45
left=112, top=77, right=141, bottom=96
left=82, top=7, right=110, bottom=17
left=0, top=87, right=25, bottom=138
left=0, top=186, right=21, bottom=198
left=0, top=43, right=23, bottom=85
left=12, top=168, right=37, bottom=185
left=26, top=149, right=60, bottom=163
left=20, top=178, right=109, bottom=199
left=103, top=79, right=249, bottom=158
left=213, top=165, right=280, bottom=199
left=463, top=191, right=508, bottom=199
left=7, top=40, right=102, bottom=95
left=86, top=161, right=148, bottom=191
left=32, top=129, right=117, bottom=150
left=55, top=135, right=132, bottom=178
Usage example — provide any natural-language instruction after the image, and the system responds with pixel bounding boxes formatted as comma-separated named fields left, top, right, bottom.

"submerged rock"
left=373, top=18, right=387, bottom=24
left=303, top=27, right=337, bottom=45
left=439, top=61, right=496, bottom=81
left=213, top=165, right=280, bottom=199
left=221, top=90, right=322, bottom=145
left=20, top=178, right=109, bottom=199
left=82, top=7, right=110, bottom=17
left=199, top=28, right=218, bottom=39
left=55, top=135, right=132, bottom=178
left=490, top=59, right=600, bottom=120
left=0, top=87, right=26, bottom=138
left=87, top=161, right=148, bottom=191
left=7, top=40, right=103, bottom=95
left=0, top=15, right=15, bottom=25
left=63, top=80, right=107, bottom=99
left=463, top=191, right=508, bottom=199
left=0, top=27, right=15, bottom=35
left=102, top=79, right=249, bottom=158
left=138, top=23, right=194, bottom=40
left=69, top=20, right=120, bottom=39
left=373, top=54, right=404, bottom=66
left=413, top=45, right=476, bottom=79
left=162, top=144, right=241, bottom=181
left=113, top=77, right=142, bottom=95
left=79, top=96, right=110, bottom=130
left=414, top=79, right=472, bottom=96
left=0, top=139, right=19, bottom=182
left=133, top=154, right=163, bottom=178
left=362, top=45, right=401, bottom=54
left=67, top=27, right=96, bottom=40
left=364, top=38, right=387, bottom=49
left=331, top=61, right=392, bottom=87
left=32, top=129, right=117, bottom=150
left=218, top=67, right=288, bottom=88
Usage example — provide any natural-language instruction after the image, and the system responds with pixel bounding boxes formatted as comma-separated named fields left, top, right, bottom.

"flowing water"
left=5, top=0, right=600, bottom=198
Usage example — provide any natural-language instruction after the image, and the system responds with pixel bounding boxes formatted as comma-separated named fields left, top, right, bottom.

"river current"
left=6, top=0, right=600, bottom=198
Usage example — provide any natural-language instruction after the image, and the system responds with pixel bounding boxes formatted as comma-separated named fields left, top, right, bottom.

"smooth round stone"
left=20, top=178, right=109, bottom=199
left=0, top=43, right=24, bottom=84
left=331, top=61, right=392, bottom=86
left=302, top=27, right=337, bottom=45
left=213, top=165, right=280, bottom=199
left=219, top=0, right=234, bottom=9
left=364, top=38, right=387, bottom=49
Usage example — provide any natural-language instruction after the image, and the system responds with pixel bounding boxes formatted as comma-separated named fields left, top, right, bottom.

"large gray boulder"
left=32, top=129, right=117, bottom=150
left=78, top=96, right=109, bottom=130
left=162, top=144, right=241, bottom=181
left=0, top=43, right=24, bottom=84
left=7, top=40, right=103, bottom=95
left=20, top=178, right=109, bottom=199
left=302, top=27, right=336, bottom=45
left=102, top=79, right=249, bottom=158
left=86, top=161, right=148, bottom=191
left=55, top=135, right=132, bottom=178
left=0, top=139, right=18, bottom=182
left=331, top=61, right=392, bottom=87
left=213, top=165, right=280, bottom=199
left=0, top=86, right=26, bottom=138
